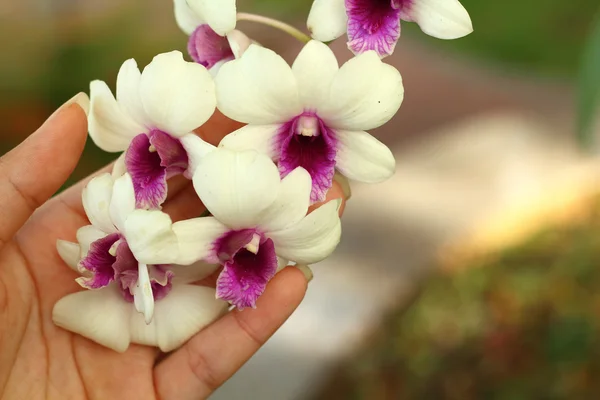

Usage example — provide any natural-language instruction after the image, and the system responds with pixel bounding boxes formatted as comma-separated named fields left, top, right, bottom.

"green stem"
left=236, top=13, right=311, bottom=44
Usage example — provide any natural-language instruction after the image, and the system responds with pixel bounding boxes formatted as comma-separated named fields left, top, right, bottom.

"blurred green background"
left=2, top=1, right=600, bottom=399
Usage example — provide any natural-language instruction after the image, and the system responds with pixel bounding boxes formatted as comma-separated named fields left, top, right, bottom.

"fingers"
left=0, top=94, right=88, bottom=247
left=154, top=267, right=308, bottom=400
left=309, top=179, right=347, bottom=216
left=195, top=110, right=245, bottom=146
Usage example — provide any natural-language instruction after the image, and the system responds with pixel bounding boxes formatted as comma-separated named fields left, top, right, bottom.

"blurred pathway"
left=213, top=110, right=600, bottom=399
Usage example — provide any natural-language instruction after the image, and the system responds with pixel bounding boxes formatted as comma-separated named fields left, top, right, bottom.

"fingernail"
left=333, top=172, right=352, bottom=201
left=295, top=264, right=313, bottom=283
left=65, top=92, right=90, bottom=116
left=50, top=92, right=90, bottom=120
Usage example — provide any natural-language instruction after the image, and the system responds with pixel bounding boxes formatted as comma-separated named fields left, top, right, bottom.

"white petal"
left=88, top=80, right=144, bottom=152
left=116, top=59, right=149, bottom=126
left=52, top=287, right=132, bottom=353
left=133, top=264, right=155, bottom=324
left=293, top=40, right=339, bottom=110
left=269, top=199, right=341, bottom=264
left=226, top=29, right=253, bottom=59
left=140, top=51, right=216, bottom=136
left=335, top=130, right=396, bottom=183
left=405, top=0, right=473, bottom=40
left=111, top=153, right=127, bottom=178
left=215, top=44, right=301, bottom=125
left=276, top=257, right=289, bottom=272
left=319, top=52, right=404, bottom=131
left=76, top=225, right=107, bottom=258
left=219, top=124, right=280, bottom=158
left=187, top=0, right=236, bottom=36
left=129, top=285, right=227, bottom=352
left=174, top=0, right=204, bottom=35
left=307, top=0, right=348, bottom=42
left=123, top=210, right=178, bottom=265
left=82, top=173, right=116, bottom=234
left=193, top=149, right=281, bottom=229
left=56, top=240, right=81, bottom=272
left=109, top=173, right=136, bottom=232
left=179, top=133, right=215, bottom=178
left=260, top=168, right=312, bottom=232
left=169, top=262, right=221, bottom=284
left=172, top=217, right=229, bottom=265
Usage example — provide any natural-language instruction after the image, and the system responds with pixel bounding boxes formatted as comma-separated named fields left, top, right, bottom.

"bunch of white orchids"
left=53, top=0, right=472, bottom=353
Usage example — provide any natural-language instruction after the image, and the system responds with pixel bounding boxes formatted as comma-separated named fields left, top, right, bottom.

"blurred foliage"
left=577, top=13, right=600, bottom=148
left=316, top=197, right=600, bottom=399
left=408, top=0, right=599, bottom=77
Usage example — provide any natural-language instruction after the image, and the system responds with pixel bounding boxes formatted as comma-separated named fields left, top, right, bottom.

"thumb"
left=0, top=93, right=88, bottom=247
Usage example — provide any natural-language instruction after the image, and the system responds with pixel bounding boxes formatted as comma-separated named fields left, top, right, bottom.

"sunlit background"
left=2, top=0, right=600, bottom=399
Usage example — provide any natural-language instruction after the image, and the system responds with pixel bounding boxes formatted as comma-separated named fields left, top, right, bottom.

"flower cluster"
left=53, top=0, right=472, bottom=352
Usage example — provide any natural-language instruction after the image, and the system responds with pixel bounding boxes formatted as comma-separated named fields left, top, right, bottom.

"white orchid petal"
left=116, top=59, right=149, bottom=126
left=293, top=40, right=339, bottom=110
left=180, top=134, right=216, bottom=178
left=88, top=80, right=144, bottom=152
left=169, top=262, right=221, bottom=285
left=269, top=199, right=341, bottom=264
left=123, top=210, right=178, bottom=265
left=129, top=284, right=227, bottom=352
left=53, top=287, right=132, bottom=353
left=109, top=173, right=136, bottom=233
left=187, top=0, right=236, bottom=36
left=56, top=240, right=81, bottom=272
left=319, top=52, right=404, bottom=131
left=111, top=153, right=127, bottom=178
left=172, top=217, right=229, bottom=265
left=335, top=130, right=396, bottom=183
left=260, top=168, right=312, bottom=232
left=133, top=264, right=155, bottom=324
left=405, top=0, right=473, bottom=40
left=219, top=124, right=279, bottom=158
left=140, top=51, right=216, bottom=136
left=276, top=257, right=289, bottom=272
left=174, top=0, right=204, bottom=35
left=215, top=44, right=301, bottom=125
left=307, top=0, right=348, bottom=42
left=76, top=225, right=107, bottom=259
left=226, top=30, right=252, bottom=59
left=82, top=173, right=116, bottom=234
left=193, top=149, right=281, bottom=229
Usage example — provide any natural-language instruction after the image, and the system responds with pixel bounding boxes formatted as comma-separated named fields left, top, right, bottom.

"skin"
left=0, top=100, right=346, bottom=400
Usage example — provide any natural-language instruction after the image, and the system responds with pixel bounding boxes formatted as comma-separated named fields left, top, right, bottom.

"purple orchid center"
left=78, top=235, right=173, bottom=302
left=125, top=129, right=188, bottom=209
left=275, top=114, right=337, bottom=203
left=188, top=24, right=235, bottom=69
left=213, top=229, right=278, bottom=309
left=346, top=0, right=411, bottom=56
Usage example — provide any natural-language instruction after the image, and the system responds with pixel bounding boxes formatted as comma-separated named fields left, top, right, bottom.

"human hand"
left=0, top=97, right=346, bottom=400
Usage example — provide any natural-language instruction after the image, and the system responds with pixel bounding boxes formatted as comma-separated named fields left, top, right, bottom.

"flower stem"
left=236, top=13, right=311, bottom=44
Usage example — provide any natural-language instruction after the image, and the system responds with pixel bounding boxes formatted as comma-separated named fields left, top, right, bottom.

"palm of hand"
left=1, top=180, right=161, bottom=399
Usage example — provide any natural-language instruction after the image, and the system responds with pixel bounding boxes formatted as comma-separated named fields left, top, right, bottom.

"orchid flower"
left=215, top=40, right=402, bottom=203
left=168, top=148, right=342, bottom=309
left=307, top=0, right=473, bottom=58
left=174, top=0, right=251, bottom=75
left=53, top=173, right=226, bottom=353
left=88, top=51, right=216, bottom=209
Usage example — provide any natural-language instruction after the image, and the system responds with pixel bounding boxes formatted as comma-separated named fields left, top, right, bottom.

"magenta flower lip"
left=346, top=0, right=403, bottom=57
left=125, top=130, right=188, bottom=210
left=188, top=24, right=236, bottom=70
left=276, top=113, right=337, bottom=203
left=212, top=229, right=278, bottom=309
